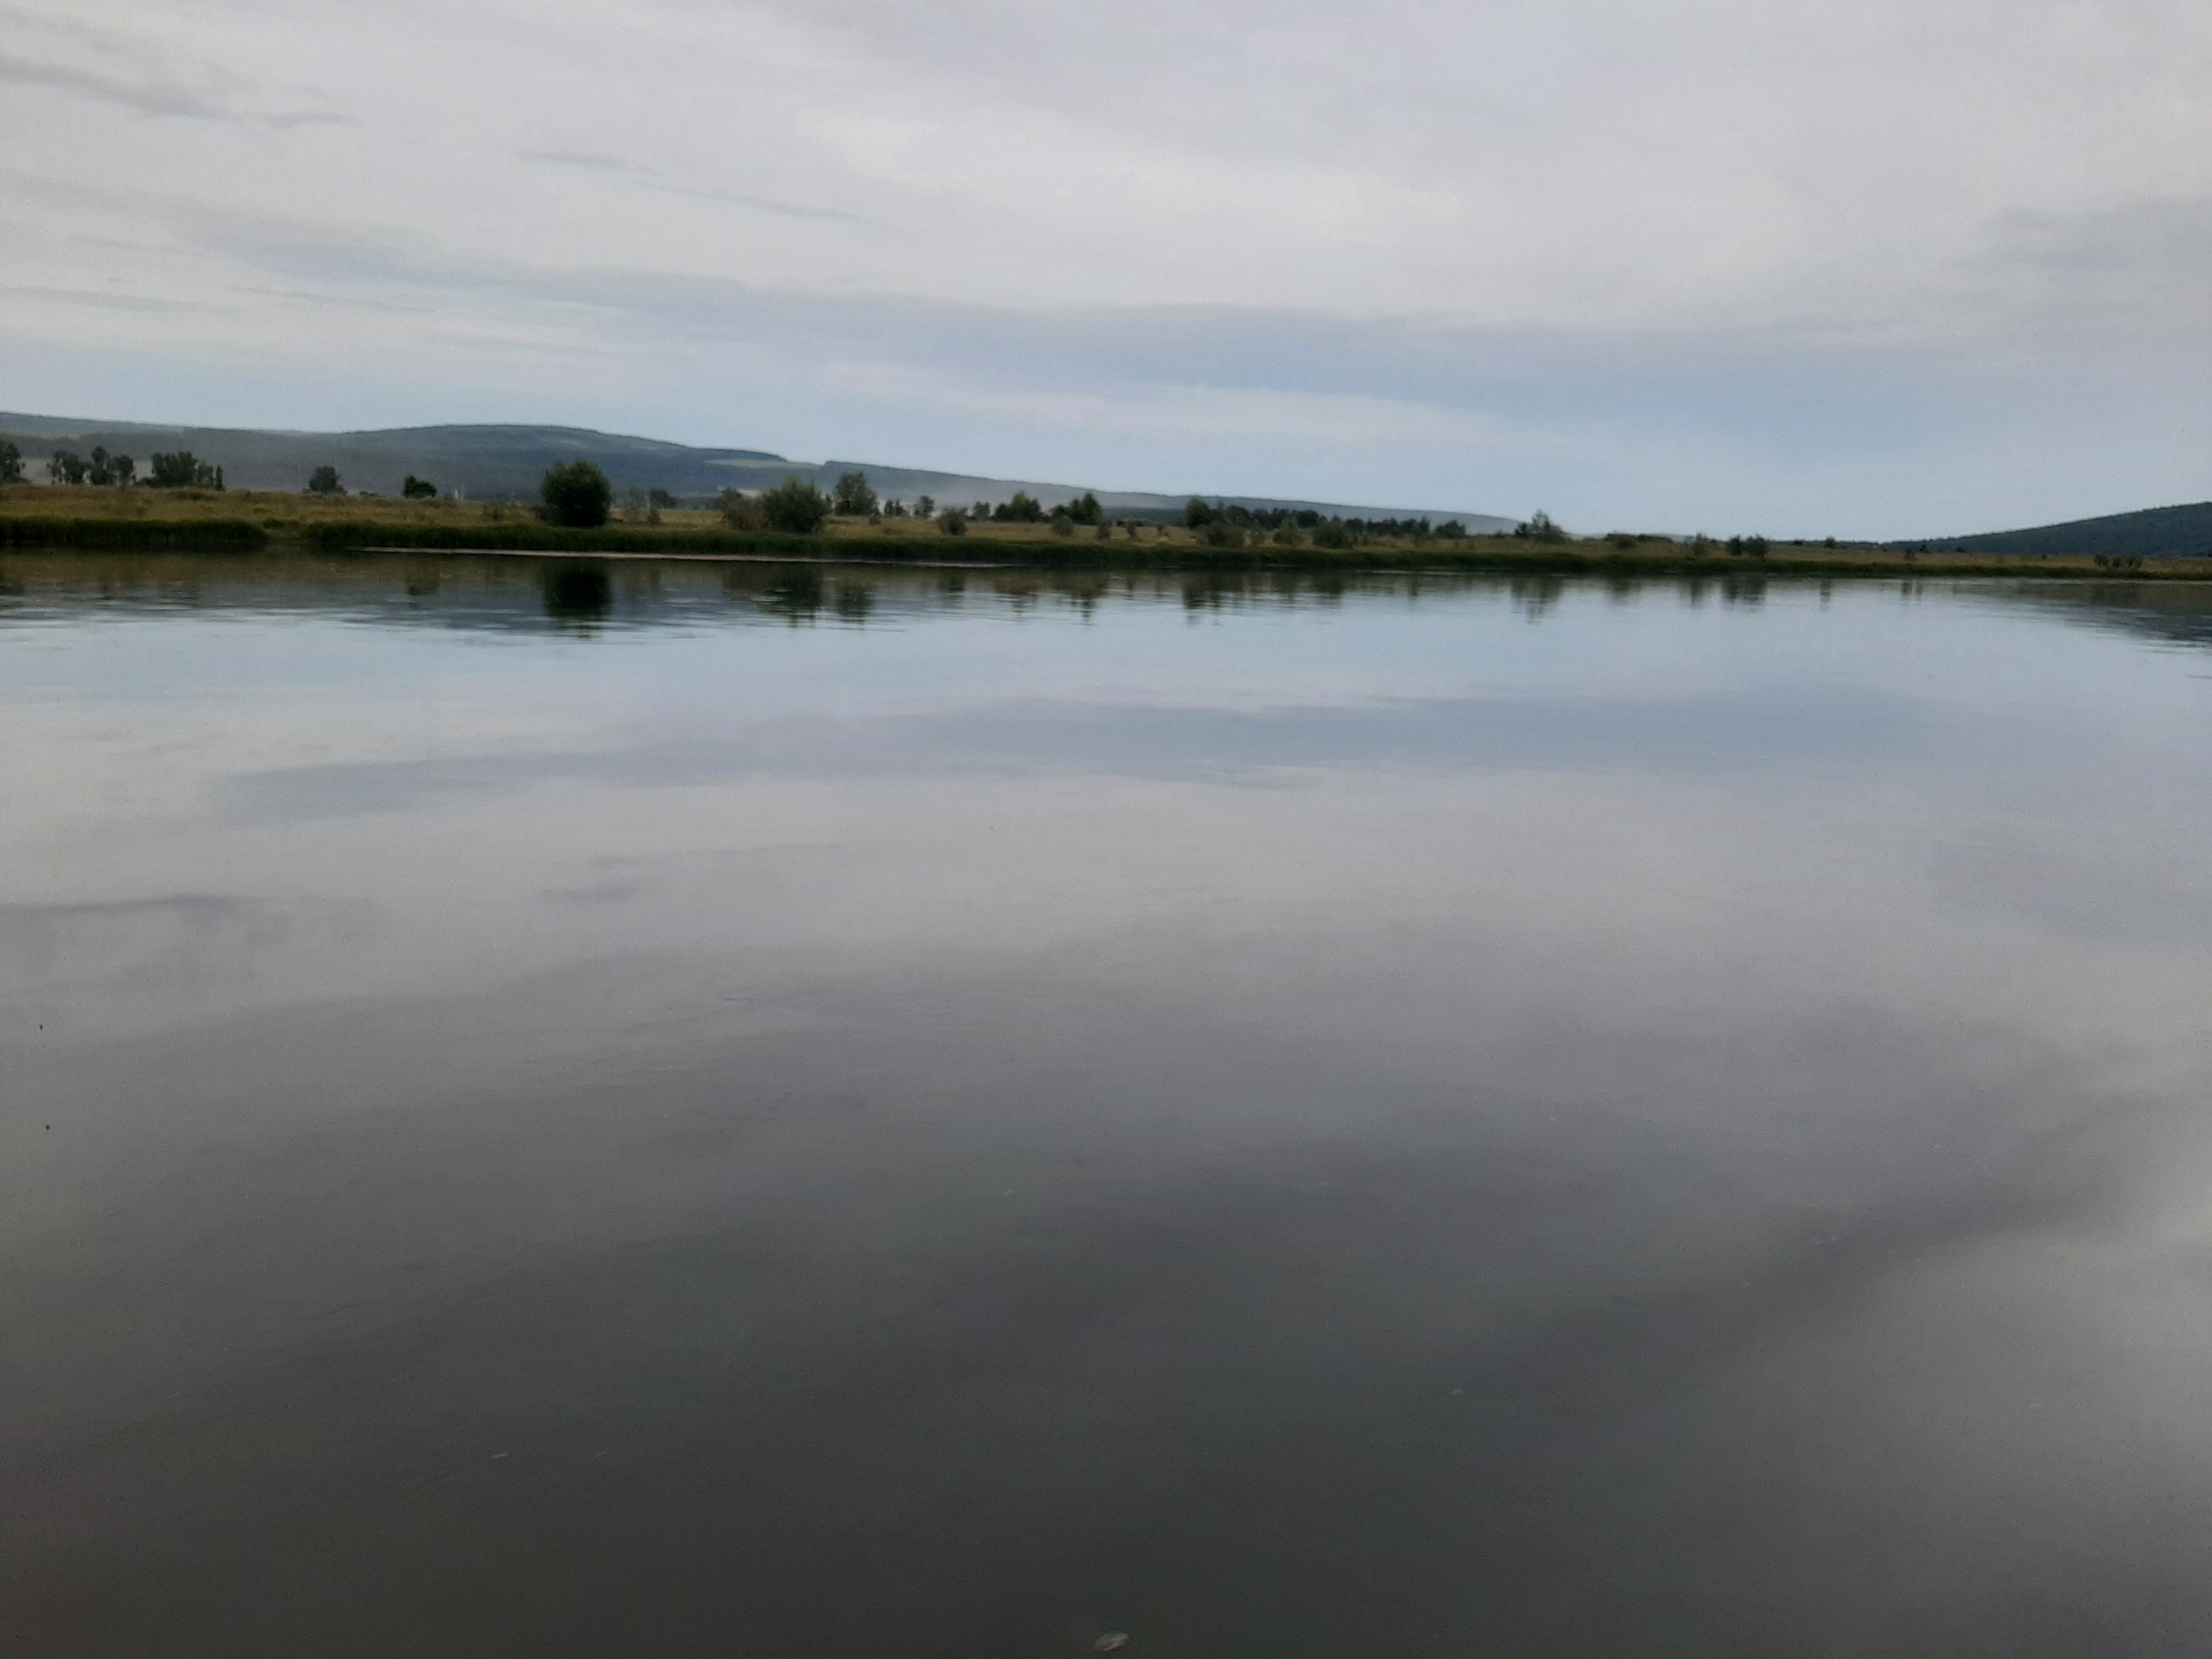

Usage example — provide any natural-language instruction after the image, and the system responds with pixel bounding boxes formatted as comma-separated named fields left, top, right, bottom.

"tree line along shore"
left=0, top=458, right=2189, bottom=579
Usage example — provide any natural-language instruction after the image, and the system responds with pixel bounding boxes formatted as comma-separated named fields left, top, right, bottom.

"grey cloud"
left=167, top=206, right=1988, bottom=449
left=0, top=283, right=225, bottom=314
left=520, top=149, right=652, bottom=174
left=0, top=50, right=231, bottom=119
left=647, top=182, right=873, bottom=225
left=1973, top=195, right=2212, bottom=328
left=521, top=148, right=872, bottom=224
left=0, top=49, right=348, bottom=127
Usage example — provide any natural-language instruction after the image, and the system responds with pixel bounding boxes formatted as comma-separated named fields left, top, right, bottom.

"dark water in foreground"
left=8, top=556, right=2212, bottom=1657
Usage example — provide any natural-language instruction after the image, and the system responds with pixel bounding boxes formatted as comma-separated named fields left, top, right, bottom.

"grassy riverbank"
left=3, top=484, right=2203, bottom=580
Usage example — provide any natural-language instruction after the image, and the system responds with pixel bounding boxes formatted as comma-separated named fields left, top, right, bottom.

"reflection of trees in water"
left=1720, top=575, right=1767, bottom=609
left=759, top=566, right=826, bottom=623
left=1182, top=577, right=1232, bottom=612
left=1995, top=579, right=2212, bottom=653
left=1510, top=575, right=1564, bottom=620
left=55, top=554, right=2212, bottom=645
left=540, top=562, right=611, bottom=629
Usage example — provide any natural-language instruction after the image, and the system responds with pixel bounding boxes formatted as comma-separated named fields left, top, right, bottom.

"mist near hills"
left=0, top=414, right=1517, bottom=530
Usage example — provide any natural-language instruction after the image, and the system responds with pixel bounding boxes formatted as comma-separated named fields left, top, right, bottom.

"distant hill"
left=0, top=414, right=1517, bottom=530
left=0, top=418, right=783, bottom=503
left=1896, top=501, right=2212, bottom=560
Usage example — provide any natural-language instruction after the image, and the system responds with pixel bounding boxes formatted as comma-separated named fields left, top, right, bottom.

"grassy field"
left=3, top=483, right=2202, bottom=579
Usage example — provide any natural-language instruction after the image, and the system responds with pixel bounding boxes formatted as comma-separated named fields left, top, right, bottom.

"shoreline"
left=1, top=513, right=2202, bottom=583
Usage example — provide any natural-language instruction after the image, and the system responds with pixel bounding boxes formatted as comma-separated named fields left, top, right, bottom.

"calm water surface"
left=8, top=556, right=2212, bottom=1656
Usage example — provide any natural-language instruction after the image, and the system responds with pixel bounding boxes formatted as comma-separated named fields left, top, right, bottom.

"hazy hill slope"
left=1903, top=501, right=2212, bottom=560
left=0, top=417, right=782, bottom=501
left=0, top=414, right=1516, bottom=528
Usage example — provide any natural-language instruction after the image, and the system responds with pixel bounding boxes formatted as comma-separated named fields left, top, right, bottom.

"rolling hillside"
left=0, top=414, right=1516, bottom=529
left=1899, top=501, right=2212, bottom=560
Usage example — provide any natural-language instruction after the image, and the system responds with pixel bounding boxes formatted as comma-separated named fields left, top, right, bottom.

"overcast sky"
left=4, top=0, right=2208, bottom=533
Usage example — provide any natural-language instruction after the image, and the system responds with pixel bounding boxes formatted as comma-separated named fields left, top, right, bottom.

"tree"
left=540, top=458, right=613, bottom=527
left=308, top=465, right=344, bottom=495
left=832, top=470, right=877, bottom=516
left=1183, top=496, right=1215, bottom=529
left=648, top=487, right=678, bottom=509
left=915, top=494, right=935, bottom=518
left=83, top=445, right=136, bottom=487
left=758, top=473, right=831, bottom=534
left=1513, top=510, right=1566, bottom=543
left=992, top=490, right=1044, bottom=523
left=1313, top=518, right=1352, bottom=550
left=149, top=450, right=217, bottom=488
left=0, top=440, right=20, bottom=483
left=1068, top=491, right=1104, bottom=526
left=402, top=475, right=438, bottom=499
left=47, top=449, right=88, bottom=485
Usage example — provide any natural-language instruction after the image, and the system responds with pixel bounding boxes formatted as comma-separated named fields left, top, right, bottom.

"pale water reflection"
left=7, top=555, right=2212, bottom=1656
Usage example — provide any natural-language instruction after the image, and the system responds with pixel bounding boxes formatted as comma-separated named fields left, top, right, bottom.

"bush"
left=939, top=511, right=967, bottom=537
left=1271, top=526, right=1301, bottom=547
left=1201, top=524, right=1247, bottom=549
left=719, top=488, right=768, bottom=532
left=402, top=475, right=437, bottom=499
left=758, top=474, right=831, bottom=534
left=308, top=465, right=344, bottom=496
left=1313, top=520, right=1352, bottom=550
left=1052, top=518, right=1075, bottom=538
left=540, top=459, right=613, bottom=527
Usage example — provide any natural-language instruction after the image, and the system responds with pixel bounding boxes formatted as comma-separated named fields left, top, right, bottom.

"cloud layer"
left=4, top=0, right=2210, bottom=534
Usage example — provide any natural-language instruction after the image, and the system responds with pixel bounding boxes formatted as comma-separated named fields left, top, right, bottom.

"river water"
left=8, top=555, right=2212, bottom=1656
